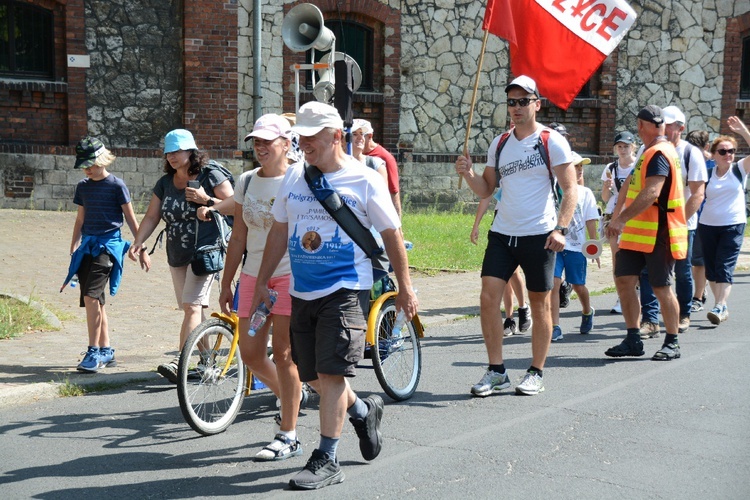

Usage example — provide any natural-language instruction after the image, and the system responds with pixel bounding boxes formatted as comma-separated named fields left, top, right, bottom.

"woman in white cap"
left=207, top=114, right=305, bottom=460
left=349, top=118, right=388, bottom=185
left=128, top=129, right=234, bottom=383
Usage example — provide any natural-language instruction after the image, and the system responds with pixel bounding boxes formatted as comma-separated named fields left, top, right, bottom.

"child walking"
left=63, top=137, right=147, bottom=372
left=550, top=153, right=600, bottom=341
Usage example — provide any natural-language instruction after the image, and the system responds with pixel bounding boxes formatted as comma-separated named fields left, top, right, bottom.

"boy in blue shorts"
left=63, top=137, right=146, bottom=372
left=550, top=153, right=600, bottom=341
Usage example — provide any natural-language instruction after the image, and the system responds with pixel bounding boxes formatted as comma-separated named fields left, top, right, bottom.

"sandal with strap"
left=652, top=342, right=680, bottom=361
left=255, top=433, right=303, bottom=462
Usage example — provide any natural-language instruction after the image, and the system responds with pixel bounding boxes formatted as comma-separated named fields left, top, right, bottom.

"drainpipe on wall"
left=253, top=0, right=262, bottom=123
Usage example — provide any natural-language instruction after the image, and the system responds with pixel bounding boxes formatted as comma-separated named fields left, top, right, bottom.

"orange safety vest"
left=619, top=141, right=688, bottom=258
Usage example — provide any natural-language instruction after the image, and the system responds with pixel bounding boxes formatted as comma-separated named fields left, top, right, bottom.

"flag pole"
left=459, top=28, right=491, bottom=189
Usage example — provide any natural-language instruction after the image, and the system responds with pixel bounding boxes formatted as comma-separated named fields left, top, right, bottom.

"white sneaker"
left=470, top=369, right=510, bottom=397
left=515, top=371, right=544, bottom=395
left=610, top=298, right=622, bottom=314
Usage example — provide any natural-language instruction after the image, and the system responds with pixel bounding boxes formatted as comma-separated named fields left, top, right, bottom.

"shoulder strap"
left=242, top=170, right=254, bottom=194
left=538, top=128, right=562, bottom=206
left=193, top=212, right=229, bottom=250
left=493, top=131, right=512, bottom=188
left=302, top=163, right=382, bottom=259
left=608, top=160, right=622, bottom=192
left=682, top=144, right=692, bottom=182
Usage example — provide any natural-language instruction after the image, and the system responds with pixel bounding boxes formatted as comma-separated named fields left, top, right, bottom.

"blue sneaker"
left=77, top=346, right=101, bottom=373
left=580, top=308, right=595, bottom=334
left=551, top=325, right=563, bottom=342
left=98, top=347, right=117, bottom=368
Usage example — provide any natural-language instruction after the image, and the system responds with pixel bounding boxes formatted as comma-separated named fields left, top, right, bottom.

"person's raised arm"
left=728, top=116, right=750, bottom=173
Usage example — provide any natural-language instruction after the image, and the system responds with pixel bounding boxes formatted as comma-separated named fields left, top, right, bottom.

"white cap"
left=505, top=75, right=538, bottom=97
left=662, top=106, right=686, bottom=125
left=292, top=102, right=344, bottom=137
left=351, top=118, right=373, bottom=135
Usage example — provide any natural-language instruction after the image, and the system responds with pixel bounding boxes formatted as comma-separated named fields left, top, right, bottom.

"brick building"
left=1, top=0, right=749, bottom=210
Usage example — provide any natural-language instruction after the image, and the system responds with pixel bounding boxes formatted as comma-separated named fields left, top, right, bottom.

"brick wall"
left=183, top=0, right=239, bottom=151
left=722, top=12, right=750, bottom=134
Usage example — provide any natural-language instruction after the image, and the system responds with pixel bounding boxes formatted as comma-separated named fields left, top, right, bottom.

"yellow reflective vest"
left=619, top=141, right=688, bottom=259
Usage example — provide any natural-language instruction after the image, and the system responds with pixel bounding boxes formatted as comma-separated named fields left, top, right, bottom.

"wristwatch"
left=206, top=198, right=215, bottom=207
left=554, top=225, right=569, bottom=236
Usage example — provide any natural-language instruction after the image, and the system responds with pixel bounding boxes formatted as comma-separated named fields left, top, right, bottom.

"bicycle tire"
left=177, top=318, right=246, bottom=435
left=371, top=297, right=422, bottom=401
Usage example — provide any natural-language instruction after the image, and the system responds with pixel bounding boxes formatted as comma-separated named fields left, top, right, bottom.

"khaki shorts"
left=169, top=265, right=214, bottom=307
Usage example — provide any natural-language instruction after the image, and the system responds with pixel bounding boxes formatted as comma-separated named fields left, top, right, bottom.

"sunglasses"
left=717, top=148, right=736, bottom=156
left=507, top=98, right=538, bottom=107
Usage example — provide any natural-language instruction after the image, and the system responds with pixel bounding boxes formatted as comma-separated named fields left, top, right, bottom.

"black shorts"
left=78, top=252, right=114, bottom=307
left=481, top=231, right=555, bottom=292
left=290, top=289, right=370, bottom=382
left=615, top=231, right=674, bottom=287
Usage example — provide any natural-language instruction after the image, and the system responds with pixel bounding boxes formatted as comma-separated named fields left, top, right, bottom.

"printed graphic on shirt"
left=498, top=150, right=547, bottom=179
left=289, top=223, right=357, bottom=292
left=243, top=193, right=276, bottom=231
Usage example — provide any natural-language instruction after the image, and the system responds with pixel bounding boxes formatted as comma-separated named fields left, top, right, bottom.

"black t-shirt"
left=645, top=151, right=672, bottom=233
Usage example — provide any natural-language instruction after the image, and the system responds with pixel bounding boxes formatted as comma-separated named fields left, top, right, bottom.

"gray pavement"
left=1, top=208, right=750, bottom=409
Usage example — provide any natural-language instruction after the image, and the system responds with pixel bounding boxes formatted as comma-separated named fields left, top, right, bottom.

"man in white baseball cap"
left=252, top=100, right=418, bottom=490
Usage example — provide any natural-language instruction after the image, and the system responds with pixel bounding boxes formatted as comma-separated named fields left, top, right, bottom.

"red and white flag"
left=483, top=0, right=637, bottom=110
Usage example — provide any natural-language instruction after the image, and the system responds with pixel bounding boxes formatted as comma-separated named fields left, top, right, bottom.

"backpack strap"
left=302, top=162, right=383, bottom=259
left=493, top=130, right=512, bottom=188
left=537, top=128, right=562, bottom=206
left=608, top=160, right=622, bottom=192
left=682, top=144, right=692, bottom=184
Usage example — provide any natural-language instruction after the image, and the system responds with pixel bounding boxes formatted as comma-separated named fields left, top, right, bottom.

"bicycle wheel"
left=371, top=297, right=422, bottom=401
left=177, top=318, right=246, bottom=435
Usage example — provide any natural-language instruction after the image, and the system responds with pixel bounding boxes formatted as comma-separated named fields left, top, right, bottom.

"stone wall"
left=85, top=0, right=183, bottom=148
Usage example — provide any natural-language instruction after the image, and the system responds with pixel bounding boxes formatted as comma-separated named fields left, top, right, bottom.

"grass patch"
left=57, top=376, right=150, bottom=397
left=402, top=208, right=491, bottom=271
left=0, top=296, right=56, bottom=339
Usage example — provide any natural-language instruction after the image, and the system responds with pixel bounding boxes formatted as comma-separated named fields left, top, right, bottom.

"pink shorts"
left=237, top=273, right=292, bottom=318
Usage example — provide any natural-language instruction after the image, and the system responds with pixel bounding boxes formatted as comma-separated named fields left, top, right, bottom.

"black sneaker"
left=349, top=395, right=384, bottom=461
left=157, top=358, right=179, bottom=384
left=559, top=281, right=573, bottom=308
left=517, top=305, right=532, bottom=333
left=288, top=449, right=344, bottom=490
left=605, top=339, right=645, bottom=357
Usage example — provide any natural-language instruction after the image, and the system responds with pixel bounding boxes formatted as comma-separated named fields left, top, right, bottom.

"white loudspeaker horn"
left=282, top=4, right=335, bottom=52
left=582, top=238, right=604, bottom=259
left=312, top=52, right=363, bottom=103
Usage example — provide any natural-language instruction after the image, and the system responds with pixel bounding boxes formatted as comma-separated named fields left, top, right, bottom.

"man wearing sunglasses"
left=605, top=105, right=687, bottom=361
left=455, top=75, right=578, bottom=396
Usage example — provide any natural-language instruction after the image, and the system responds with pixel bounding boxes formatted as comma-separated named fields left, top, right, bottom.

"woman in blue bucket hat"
left=129, top=129, right=234, bottom=382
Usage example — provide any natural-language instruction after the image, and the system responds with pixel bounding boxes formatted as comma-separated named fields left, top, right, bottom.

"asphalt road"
left=1, top=285, right=749, bottom=499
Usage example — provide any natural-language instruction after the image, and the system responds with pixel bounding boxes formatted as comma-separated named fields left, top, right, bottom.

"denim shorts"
left=481, top=231, right=555, bottom=292
left=290, top=288, right=370, bottom=382
left=554, top=250, right=587, bottom=285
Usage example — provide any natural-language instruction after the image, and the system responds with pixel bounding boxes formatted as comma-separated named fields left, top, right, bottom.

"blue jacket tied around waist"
left=63, top=230, right=131, bottom=295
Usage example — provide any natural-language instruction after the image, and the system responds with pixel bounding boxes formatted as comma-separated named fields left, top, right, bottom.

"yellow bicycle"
left=176, top=276, right=424, bottom=436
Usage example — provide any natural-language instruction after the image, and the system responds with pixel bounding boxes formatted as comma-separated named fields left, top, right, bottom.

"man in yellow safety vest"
left=605, top=105, right=687, bottom=361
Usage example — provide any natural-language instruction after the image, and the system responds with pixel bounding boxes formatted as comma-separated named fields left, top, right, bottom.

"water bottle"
left=392, top=310, right=407, bottom=338
left=248, top=289, right=278, bottom=337
left=70, top=275, right=79, bottom=288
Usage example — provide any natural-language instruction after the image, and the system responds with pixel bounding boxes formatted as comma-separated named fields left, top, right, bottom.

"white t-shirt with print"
left=700, top=158, right=749, bottom=227
left=564, top=185, right=600, bottom=252
left=600, top=161, right=635, bottom=215
left=234, top=168, right=291, bottom=277
left=676, top=140, right=708, bottom=230
left=485, top=124, right=573, bottom=236
left=272, top=158, right=400, bottom=300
